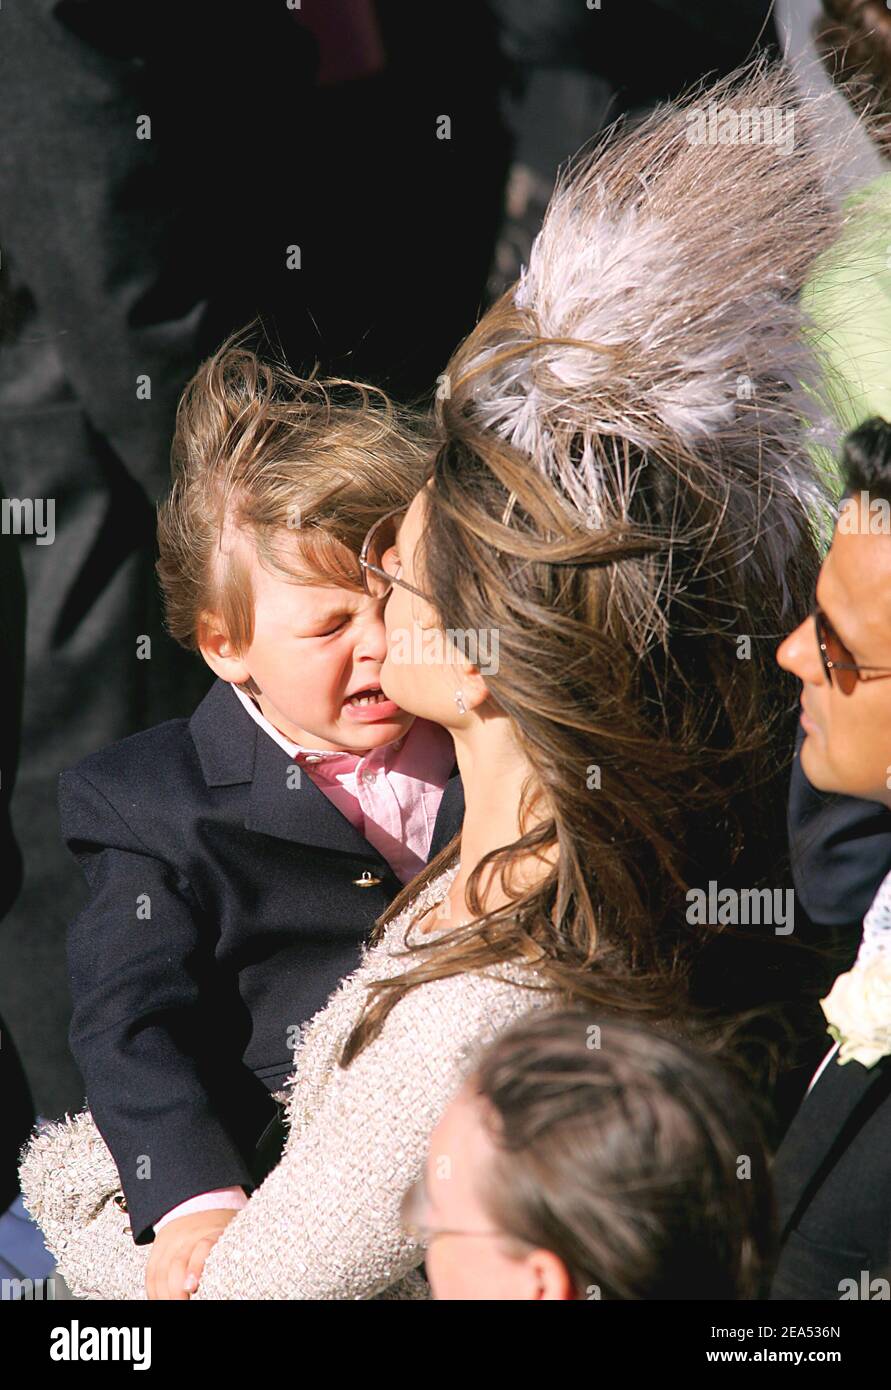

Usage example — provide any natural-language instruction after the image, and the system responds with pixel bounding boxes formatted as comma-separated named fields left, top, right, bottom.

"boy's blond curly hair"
left=157, top=327, right=430, bottom=654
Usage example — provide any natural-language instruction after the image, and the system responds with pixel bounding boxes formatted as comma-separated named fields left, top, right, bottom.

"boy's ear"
left=197, top=613, right=252, bottom=686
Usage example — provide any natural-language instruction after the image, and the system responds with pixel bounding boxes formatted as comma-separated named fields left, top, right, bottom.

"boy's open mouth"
left=344, top=685, right=387, bottom=707
left=340, top=686, right=400, bottom=728
left=341, top=684, right=402, bottom=722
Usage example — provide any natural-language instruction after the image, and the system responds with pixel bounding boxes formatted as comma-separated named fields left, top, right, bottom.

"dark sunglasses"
left=813, top=604, right=891, bottom=695
left=359, top=507, right=434, bottom=604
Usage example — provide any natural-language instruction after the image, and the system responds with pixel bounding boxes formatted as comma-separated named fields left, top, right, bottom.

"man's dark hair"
left=842, top=416, right=891, bottom=502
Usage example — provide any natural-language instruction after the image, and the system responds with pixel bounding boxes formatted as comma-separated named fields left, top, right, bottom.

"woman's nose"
left=777, top=617, right=825, bottom=686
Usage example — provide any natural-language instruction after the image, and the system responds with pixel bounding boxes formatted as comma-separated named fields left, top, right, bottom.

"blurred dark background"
left=0, top=0, right=777, bottom=1191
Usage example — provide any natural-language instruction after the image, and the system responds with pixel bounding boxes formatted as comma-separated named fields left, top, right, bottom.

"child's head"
left=157, top=332, right=429, bottom=752
left=405, top=1009, right=775, bottom=1301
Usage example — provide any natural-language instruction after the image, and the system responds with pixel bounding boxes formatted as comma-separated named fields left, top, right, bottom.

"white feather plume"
left=459, top=60, right=866, bottom=542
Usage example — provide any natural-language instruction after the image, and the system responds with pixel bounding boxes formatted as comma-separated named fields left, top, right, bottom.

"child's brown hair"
left=157, top=327, right=430, bottom=655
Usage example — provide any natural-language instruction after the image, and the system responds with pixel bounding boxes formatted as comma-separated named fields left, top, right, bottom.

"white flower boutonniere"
left=821, top=957, right=891, bottom=1069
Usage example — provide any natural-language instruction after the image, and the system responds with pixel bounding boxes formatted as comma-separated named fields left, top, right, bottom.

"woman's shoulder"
left=370, top=919, right=559, bottom=1065
left=325, top=947, right=557, bottom=1096
left=284, top=865, right=558, bottom=1092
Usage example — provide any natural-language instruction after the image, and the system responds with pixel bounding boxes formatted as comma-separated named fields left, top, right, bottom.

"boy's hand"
left=146, top=1209, right=240, bottom=1300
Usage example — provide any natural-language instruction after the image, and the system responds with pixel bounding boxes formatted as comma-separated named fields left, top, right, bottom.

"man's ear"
left=197, top=614, right=252, bottom=686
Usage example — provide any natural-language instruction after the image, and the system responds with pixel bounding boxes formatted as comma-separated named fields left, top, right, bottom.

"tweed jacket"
left=19, top=865, right=558, bottom=1299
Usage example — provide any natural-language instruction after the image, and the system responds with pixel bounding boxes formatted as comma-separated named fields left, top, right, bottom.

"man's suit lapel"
left=774, top=1048, right=891, bottom=1238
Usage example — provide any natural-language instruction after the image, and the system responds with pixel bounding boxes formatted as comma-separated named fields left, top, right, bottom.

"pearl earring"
left=454, top=689, right=467, bottom=715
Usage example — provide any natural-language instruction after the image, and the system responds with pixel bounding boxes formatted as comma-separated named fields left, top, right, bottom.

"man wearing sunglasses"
left=771, top=416, right=891, bottom=1299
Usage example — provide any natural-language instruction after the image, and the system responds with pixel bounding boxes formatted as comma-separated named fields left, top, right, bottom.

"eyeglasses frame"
left=399, top=1176, right=506, bottom=1250
left=358, top=506, right=435, bottom=605
left=813, top=604, right=891, bottom=690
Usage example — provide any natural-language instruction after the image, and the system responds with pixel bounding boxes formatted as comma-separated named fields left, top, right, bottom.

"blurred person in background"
left=404, top=1010, right=775, bottom=1301
left=0, top=508, right=55, bottom=1293
left=485, top=0, right=780, bottom=296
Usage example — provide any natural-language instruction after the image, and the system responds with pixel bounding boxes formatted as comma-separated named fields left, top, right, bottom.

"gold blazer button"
left=353, top=870, right=382, bottom=888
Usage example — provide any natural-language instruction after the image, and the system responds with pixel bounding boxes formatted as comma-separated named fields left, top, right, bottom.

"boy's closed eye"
left=304, top=615, right=351, bottom=638
left=290, top=596, right=364, bottom=640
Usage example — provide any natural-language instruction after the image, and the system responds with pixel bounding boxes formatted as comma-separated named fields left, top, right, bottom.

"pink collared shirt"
left=230, top=682, right=455, bottom=884
left=154, top=682, right=456, bottom=1241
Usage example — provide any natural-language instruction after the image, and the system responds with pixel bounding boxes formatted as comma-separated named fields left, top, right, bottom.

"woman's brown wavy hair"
left=340, top=65, right=853, bottom=1122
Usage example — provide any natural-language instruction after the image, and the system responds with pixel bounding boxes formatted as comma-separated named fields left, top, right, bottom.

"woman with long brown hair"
left=22, top=61, right=862, bottom=1299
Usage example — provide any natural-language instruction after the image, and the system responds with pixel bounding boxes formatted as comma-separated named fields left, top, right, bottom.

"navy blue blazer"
left=60, top=677, right=464, bottom=1243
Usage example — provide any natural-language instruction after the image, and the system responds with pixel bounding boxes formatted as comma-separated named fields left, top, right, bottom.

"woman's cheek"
left=379, top=648, right=401, bottom=705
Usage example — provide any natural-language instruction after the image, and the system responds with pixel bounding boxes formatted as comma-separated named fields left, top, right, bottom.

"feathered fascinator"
left=446, top=59, right=864, bottom=636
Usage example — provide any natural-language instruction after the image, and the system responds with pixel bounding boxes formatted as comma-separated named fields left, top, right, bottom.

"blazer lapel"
left=189, top=678, right=384, bottom=860
left=189, top=677, right=258, bottom=785
left=774, top=1049, right=891, bottom=1238
left=245, top=725, right=380, bottom=858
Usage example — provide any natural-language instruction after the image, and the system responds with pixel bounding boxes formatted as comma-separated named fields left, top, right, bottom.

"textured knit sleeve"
left=193, top=968, right=550, bottom=1300
left=18, top=1108, right=152, bottom=1301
